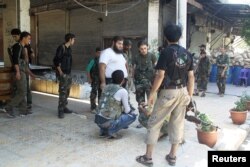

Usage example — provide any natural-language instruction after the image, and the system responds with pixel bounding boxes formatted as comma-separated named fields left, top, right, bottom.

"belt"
left=161, top=84, right=186, bottom=89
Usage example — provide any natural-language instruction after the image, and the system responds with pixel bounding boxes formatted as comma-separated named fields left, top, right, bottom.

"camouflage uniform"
left=216, top=54, right=229, bottom=94
left=196, top=56, right=210, bottom=91
left=58, top=74, right=72, bottom=113
left=132, top=53, right=157, bottom=104
left=87, top=57, right=101, bottom=110
left=5, top=44, right=27, bottom=115
left=53, top=44, right=73, bottom=118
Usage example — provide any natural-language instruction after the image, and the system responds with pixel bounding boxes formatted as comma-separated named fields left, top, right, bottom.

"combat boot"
left=58, top=110, right=64, bottom=119
left=64, top=107, right=73, bottom=114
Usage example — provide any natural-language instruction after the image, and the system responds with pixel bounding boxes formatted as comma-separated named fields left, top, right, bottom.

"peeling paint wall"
left=20, top=0, right=30, bottom=32
left=2, top=0, right=18, bottom=66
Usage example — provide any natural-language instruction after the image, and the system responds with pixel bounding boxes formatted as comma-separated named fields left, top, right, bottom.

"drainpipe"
left=176, top=0, right=187, bottom=48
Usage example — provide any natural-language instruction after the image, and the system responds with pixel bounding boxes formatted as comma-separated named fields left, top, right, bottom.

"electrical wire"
left=73, top=0, right=143, bottom=14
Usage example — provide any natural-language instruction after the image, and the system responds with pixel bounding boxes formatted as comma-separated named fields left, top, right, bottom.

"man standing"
left=216, top=47, right=229, bottom=97
left=86, top=47, right=102, bottom=113
left=5, top=31, right=32, bottom=118
left=99, top=36, right=128, bottom=89
left=195, top=51, right=210, bottom=97
left=136, top=24, right=194, bottom=166
left=132, top=40, right=157, bottom=104
left=53, top=33, right=75, bottom=119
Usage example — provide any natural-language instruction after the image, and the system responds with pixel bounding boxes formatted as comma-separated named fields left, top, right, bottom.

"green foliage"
left=241, top=19, right=250, bottom=45
left=233, top=96, right=248, bottom=112
left=241, top=91, right=250, bottom=101
left=197, top=113, right=215, bottom=132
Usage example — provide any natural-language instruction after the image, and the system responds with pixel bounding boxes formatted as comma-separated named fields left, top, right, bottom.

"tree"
left=241, top=19, right=250, bottom=45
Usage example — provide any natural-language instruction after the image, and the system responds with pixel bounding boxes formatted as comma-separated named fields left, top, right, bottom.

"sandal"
left=165, top=154, right=176, bottom=166
left=136, top=155, right=153, bottom=167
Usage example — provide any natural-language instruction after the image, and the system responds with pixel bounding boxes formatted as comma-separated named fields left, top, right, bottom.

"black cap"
left=199, top=44, right=206, bottom=48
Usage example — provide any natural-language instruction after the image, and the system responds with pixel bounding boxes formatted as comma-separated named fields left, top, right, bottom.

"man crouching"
left=94, top=70, right=137, bottom=139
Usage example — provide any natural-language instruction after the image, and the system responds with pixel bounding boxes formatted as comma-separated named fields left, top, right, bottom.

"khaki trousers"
left=146, top=87, right=190, bottom=145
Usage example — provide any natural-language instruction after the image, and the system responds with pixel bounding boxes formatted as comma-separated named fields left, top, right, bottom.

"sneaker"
left=64, top=108, right=73, bottom=114
left=220, top=93, right=224, bottom=97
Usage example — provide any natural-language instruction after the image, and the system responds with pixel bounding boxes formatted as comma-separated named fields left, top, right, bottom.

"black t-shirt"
left=53, top=44, right=72, bottom=74
left=12, top=43, right=24, bottom=65
left=155, top=44, right=193, bottom=86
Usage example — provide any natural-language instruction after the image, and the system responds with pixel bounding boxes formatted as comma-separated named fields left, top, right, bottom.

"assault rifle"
left=185, top=100, right=219, bottom=130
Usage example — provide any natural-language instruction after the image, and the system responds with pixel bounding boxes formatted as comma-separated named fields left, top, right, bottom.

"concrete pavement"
left=0, top=83, right=249, bottom=167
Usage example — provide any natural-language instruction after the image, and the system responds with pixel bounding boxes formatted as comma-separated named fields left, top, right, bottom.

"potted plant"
left=230, top=97, right=248, bottom=125
left=241, top=92, right=250, bottom=111
left=196, top=113, right=218, bottom=148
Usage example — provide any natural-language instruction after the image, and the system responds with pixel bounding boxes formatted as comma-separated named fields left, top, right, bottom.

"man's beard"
left=113, top=45, right=123, bottom=54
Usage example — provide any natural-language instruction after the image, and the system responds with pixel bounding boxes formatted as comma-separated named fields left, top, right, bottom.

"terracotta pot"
left=196, top=128, right=218, bottom=148
left=246, top=101, right=250, bottom=111
left=230, top=110, right=248, bottom=125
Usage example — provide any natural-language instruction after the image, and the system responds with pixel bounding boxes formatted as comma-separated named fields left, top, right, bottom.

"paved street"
left=0, top=83, right=249, bottom=167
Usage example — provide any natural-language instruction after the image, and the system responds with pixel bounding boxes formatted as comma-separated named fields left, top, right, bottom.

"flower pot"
left=229, top=110, right=248, bottom=125
left=246, top=101, right=250, bottom=111
left=196, top=128, right=218, bottom=148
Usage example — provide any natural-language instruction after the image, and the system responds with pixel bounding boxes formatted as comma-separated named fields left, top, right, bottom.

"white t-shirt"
left=99, top=48, right=128, bottom=78
left=114, top=88, right=130, bottom=113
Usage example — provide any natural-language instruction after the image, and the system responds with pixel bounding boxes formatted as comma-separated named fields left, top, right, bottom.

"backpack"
left=163, top=45, right=191, bottom=86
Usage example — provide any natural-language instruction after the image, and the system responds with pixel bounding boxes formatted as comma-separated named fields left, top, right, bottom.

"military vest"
left=97, top=84, right=123, bottom=120
left=134, top=53, right=154, bottom=81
